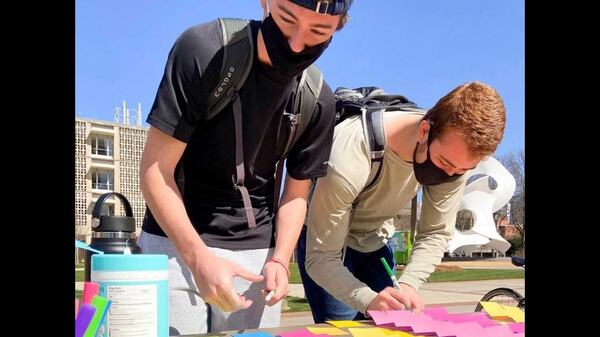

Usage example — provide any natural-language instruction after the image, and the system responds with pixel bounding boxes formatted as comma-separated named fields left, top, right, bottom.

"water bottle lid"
left=92, top=192, right=136, bottom=232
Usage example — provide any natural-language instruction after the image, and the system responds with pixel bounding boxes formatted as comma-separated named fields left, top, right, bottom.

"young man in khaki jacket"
left=297, top=82, right=507, bottom=322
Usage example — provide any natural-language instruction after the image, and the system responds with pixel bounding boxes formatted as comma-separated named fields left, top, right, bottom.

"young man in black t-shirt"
left=138, top=0, right=353, bottom=334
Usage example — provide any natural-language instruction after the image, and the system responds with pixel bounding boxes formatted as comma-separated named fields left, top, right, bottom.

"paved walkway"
left=282, top=278, right=524, bottom=326
left=281, top=258, right=524, bottom=326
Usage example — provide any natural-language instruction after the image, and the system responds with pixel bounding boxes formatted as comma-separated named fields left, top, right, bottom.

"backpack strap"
left=349, top=108, right=386, bottom=209
left=204, top=18, right=254, bottom=120
left=212, top=18, right=258, bottom=228
left=176, top=18, right=258, bottom=229
left=274, top=65, right=323, bottom=212
left=232, top=91, right=257, bottom=228
left=361, top=107, right=386, bottom=190
left=280, top=64, right=323, bottom=159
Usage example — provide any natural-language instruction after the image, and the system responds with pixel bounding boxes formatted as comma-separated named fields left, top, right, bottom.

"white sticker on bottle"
left=106, top=284, right=158, bottom=337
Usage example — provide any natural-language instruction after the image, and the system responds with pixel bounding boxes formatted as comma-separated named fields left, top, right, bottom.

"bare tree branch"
left=496, top=150, right=525, bottom=248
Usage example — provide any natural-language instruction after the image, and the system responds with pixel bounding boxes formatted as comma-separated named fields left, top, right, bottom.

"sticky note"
left=306, top=327, right=347, bottom=335
left=501, top=304, right=525, bottom=323
left=444, top=312, right=498, bottom=327
left=509, top=322, right=525, bottom=333
left=480, top=301, right=525, bottom=322
left=277, top=328, right=328, bottom=337
left=478, top=324, right=515, bottom=337
left=422, top=306, right=450, bottom=320
left=75, top=304, right=96, bottom=337
left=82, top=282, right=99, bottom=305
left=83, top=295, right=112, bottom=337
left=479, top=301, right=509, bottom=318
left=367, top=310, right=396, bottom=325
left=75, top=298, right=80, bottom=319
left=232, top=332, right=275, bottom=337
left=348, top=327, right=413, bottom=337
left=326, top=320, right=366, bottom=328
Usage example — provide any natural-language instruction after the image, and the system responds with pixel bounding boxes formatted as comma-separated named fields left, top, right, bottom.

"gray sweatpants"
left=138, top=231, right=281, bottom=336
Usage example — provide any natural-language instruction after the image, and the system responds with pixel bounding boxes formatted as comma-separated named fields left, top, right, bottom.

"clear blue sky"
left=76, top=0, right=524, bottom=157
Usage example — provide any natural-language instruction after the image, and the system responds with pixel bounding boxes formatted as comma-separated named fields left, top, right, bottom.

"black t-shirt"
left=142, top=19, right=336, bottom=250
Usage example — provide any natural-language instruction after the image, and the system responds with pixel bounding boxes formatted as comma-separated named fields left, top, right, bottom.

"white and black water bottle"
left=84, top=192, right=142, bottom=282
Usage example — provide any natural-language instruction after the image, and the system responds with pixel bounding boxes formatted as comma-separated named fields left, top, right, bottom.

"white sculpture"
left=447, top=156, right=516, bottom=255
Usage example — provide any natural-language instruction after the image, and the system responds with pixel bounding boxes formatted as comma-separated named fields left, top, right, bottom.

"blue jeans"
left=296, top=226, right=395, bottom=323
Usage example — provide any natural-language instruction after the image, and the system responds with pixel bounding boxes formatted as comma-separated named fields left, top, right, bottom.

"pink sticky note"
left=423, top=306, right=450, bottom=320
left=513, top=333, right=525, bottom=337
left=389, top=310, right=421, bottom=328
left=368, top=310, right=395, bottom=325
left=431, top=320, right=461, bottom=337
left=75, top=298, right=80, bottom=319
left=451, top=322, right=484, bottom=337
left=445, top=312, right=498, bottom=327
left=277, top=329, right=328, bottom=337
left=478, top=325, right=515, bottom=337
left=82, top=282, right=99, bottom=305
left=409, top=314, right=438, bottom=334
left=509, top=322, right=525, bottom=333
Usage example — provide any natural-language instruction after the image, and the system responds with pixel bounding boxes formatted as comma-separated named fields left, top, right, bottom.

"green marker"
left=380, top=257, right=403, bottom=293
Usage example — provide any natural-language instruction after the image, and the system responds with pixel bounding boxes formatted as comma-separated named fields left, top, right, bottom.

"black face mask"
left=413, top=134, right=463, bottom=186
left=260, top=14, right=332, bottom=77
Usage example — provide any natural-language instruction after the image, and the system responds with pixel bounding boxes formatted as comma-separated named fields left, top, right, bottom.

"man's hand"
left=366, top=283, right=424, bottom=312
left=190, top=252, right=264, bottom=312
left=262, top=259, right=290, bottom=306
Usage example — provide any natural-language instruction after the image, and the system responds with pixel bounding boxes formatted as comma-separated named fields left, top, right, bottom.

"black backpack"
left=333, top=86, right=426, bottom=190
left=202, top=18, right=323, bottom=150
left=175, top=18, right=323, bottom=228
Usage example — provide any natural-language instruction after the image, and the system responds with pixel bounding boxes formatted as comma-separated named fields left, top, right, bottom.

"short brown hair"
left=336, top=12, right=350, bottom=30
left=424, top=81, right=506, bottom=157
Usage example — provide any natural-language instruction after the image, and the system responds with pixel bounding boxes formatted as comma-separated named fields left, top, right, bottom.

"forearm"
left=140, top=127, right=212, bottom=267
left=399, top=183, right=465, bottom=290
left=273, top=197, right=306, bottom=263
left=306, top=248, right=377, bottom=313
left=398, top=228, right=451, bottom=290
left=141, top=170, right=212, bottom=266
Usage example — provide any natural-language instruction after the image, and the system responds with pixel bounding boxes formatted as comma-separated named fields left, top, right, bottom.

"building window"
left=102, top=204, right=115, bottom=216
left=92, top=170, right=114, bottom=190
left=91, top=136, right=113, bottom=156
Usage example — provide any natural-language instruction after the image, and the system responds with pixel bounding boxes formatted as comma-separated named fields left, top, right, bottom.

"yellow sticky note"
left=385, top=331, right=417, bottom=337
left=306, top=327, right=347, bottom=335
left=480, top=301, right=509, bottom=318
left=347, top=327, right=381, bottom=337
left=501, top=304, right=525, bottom=323
left=326, top=320, right=366, bottom=328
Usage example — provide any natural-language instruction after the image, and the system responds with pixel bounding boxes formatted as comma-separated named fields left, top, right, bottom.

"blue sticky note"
left=232, top=332, right=275, bottom=337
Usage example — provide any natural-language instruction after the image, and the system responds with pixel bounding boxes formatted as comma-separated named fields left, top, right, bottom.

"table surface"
left=177, top=321, right=413, bottom=337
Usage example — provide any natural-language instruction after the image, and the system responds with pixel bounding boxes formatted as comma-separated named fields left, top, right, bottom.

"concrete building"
left=75, top=103, right=147, bottom=262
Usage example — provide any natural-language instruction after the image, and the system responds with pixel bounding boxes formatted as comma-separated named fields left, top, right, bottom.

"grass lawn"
left=284, top=297, right=310, bottom=313
left=426, top=268, right=524, bottom=282
left=288, top=263, right=523, bottom=284
left=76, top=270, right=84, bottom=282
left=289, top=262, right=302, bottom=284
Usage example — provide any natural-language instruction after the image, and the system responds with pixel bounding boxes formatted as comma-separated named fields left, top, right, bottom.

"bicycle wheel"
left=475, top=287, right=524, bottom=312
